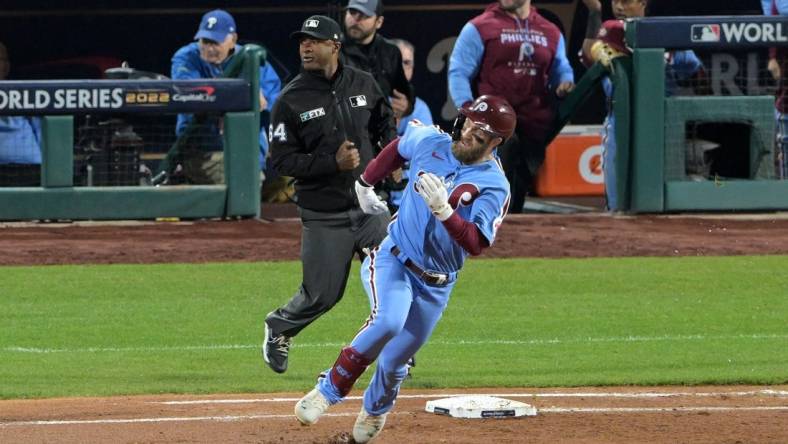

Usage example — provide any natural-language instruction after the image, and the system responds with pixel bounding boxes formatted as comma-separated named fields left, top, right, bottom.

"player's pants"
left=317, top=236, right=456, bottom=415
left=602, top=113, right=618, bottom=211
left=498, top=125, right=548, bottom=214
left=776, top=110, right=788, bottom=179
left=266, top=207, right=389, bottom=338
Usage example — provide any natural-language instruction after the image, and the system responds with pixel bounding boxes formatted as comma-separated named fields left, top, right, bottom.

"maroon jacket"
left=469, top=4, right=573, bottom=140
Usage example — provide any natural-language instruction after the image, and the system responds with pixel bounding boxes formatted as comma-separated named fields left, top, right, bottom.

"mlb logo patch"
left=349, top=95, right=367, bottom=107
left=691, top=24, right=720, bottom=42
left=306, top=19, right=319, bottom=28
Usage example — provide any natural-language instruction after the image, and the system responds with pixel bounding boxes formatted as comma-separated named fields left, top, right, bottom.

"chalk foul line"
left=3, top=333, right=787, bottom=354
left=2, top=406, right=788, bottom=428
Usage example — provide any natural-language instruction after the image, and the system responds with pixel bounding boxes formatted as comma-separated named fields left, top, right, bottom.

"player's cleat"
left=352, top=407, right=388, bottom=443
left=294, top=388, right=330, bottom=425
left=262, top=321, right=291, bottom=374
left=405, top=355, right=416, bottom=379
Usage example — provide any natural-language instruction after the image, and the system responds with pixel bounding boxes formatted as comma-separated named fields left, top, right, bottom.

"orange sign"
left=535, top=129, right=605, bottom=197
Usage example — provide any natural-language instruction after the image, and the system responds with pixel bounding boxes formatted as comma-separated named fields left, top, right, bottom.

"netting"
left=72, top=113, right=228, bottom=187
left=664, top=48, right=780, bottom=182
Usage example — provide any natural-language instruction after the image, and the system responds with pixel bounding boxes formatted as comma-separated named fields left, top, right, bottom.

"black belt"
left=391, top=246, right=449, bottom=286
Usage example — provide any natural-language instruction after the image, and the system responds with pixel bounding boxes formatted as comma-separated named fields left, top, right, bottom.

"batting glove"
left=355, top=180, right=389, bottom=215
left=417, top=173, right=453, bottom=221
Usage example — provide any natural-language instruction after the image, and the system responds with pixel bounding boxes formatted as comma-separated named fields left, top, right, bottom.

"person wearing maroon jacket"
left=449, top=0, right=574, bottom=213
left=764, top=0, right=788, bottom=179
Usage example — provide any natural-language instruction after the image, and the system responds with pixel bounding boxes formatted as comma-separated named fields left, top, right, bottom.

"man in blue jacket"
left=0, top=42, right=42, bottom=187
left=171, top=9, right=281, bottom=184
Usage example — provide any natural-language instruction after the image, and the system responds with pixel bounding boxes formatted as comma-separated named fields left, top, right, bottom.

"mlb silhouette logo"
left=306, top=19, right=319, bottom=28
left=691, top=24, right=720, bottom=42
left=349, top=95, right=367, bottom=107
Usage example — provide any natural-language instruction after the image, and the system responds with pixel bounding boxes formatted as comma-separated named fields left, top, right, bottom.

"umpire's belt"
left=391, top=246, right=451, bottom=287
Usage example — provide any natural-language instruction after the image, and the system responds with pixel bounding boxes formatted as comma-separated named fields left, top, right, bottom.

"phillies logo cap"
left=194, top=9, right=237, bottom=42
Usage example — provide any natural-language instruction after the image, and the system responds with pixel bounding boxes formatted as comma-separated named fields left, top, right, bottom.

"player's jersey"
left=388, top=122, right=510, bottom=274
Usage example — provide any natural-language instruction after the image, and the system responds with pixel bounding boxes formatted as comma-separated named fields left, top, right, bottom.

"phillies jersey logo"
left=415, top=171, right=481, bottom=209
left=448, top=183, right=481, bottom=209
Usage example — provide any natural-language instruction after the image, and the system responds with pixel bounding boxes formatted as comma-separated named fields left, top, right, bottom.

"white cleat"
left=352, top=407, right=388, bottom=443
left=294, top=388, right=330, bottom=425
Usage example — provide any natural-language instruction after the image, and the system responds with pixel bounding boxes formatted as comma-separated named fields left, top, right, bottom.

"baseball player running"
left=293, top=95, right=515, bottom=443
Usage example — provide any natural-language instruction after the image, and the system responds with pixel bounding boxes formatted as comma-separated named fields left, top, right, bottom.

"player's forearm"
left=441, top=212, right=489, bottom=256
left=359, top=137, right=405, bottom=186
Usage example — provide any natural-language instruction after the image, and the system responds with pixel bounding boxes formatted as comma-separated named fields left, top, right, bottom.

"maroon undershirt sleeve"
left=359, top=137, right=405, bottom=186
left=441, top=212, right=489, bottom=256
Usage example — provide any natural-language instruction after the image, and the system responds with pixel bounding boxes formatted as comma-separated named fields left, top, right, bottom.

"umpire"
left=262, top=15, right=396, bottom=374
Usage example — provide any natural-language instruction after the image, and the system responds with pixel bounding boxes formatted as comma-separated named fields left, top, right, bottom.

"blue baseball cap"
left=194, top=9, right=237, bottom=42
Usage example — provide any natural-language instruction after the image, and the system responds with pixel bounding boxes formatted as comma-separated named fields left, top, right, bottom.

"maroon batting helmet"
left=452, top=95, right=517, bottom=142
left=597, top=20, right=631, bottom=55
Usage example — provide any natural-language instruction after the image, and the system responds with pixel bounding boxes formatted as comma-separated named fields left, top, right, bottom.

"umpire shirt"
left=341, top=34, right=415, bottom=115
left=269, top=63, right=396, bottom=212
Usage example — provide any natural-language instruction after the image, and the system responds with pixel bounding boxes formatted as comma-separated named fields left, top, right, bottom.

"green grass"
left=1, top=256, right=786, bottom=399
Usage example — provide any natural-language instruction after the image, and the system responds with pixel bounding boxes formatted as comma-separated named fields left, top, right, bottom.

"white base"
left=425, top=395, right=537, bottom=419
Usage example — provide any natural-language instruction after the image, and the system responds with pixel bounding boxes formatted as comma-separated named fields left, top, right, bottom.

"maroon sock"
left=329, top=347, right=372, bottom=397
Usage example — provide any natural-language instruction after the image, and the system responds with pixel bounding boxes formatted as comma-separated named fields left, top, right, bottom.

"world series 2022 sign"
left=629, top=16, right=788, bottom=50
left=0, top=79, right=251, bottom=115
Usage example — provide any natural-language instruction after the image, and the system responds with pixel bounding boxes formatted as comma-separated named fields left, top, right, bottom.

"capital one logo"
left=207, top=17, right=218, bottom=29
left=579, top=145, right=604, bottom=184
left=306, top=19, right=319, bottom=28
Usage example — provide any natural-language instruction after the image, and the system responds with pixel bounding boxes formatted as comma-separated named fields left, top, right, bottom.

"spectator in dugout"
left=449, top=0, right=575, bottom=214
left=580, top=0, right=705, bottom=210
left=763, top=0, right=788, bottom=179
left=341, top=0, right=415, bottom=120
left=170, top=9, right=281, bottom=184
left=0, top=42, right=42, bottom=187
left=386, top=38, right=434, bottom=212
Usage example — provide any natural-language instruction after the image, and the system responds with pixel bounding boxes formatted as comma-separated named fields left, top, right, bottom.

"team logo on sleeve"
left=349, top=95, right=367, bottom=107
left=448, top=183, right=481, bottom=209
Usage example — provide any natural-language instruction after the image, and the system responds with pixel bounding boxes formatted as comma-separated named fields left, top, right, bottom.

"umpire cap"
left=290, top=15, right=342, bottom=42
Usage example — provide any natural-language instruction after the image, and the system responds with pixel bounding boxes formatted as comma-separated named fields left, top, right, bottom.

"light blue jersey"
left=388, top=122, right=510, bottom=273
left=315, top=120, right=511, bottom=415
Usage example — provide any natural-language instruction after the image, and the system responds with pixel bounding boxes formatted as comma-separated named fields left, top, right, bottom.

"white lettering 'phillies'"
left=722, top=22, right=788, bottom=43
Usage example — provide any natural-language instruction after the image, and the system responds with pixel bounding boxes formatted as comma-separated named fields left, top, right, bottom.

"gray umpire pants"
left=266, top=206, right=389, bottom=338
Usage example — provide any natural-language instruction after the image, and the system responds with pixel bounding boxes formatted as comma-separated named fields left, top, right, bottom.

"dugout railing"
left=613, top=16, right=788, bottom=212
left=0, top=44, right=264, bottom=221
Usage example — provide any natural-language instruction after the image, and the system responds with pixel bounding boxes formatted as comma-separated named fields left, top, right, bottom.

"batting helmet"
left=452, top=95, right=517, bottom=142
left=597, top=20, right=631, bottom=55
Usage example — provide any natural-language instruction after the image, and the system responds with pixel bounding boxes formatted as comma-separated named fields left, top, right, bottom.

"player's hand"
left=389, top=167, right=403, bottom=184
left=417, top=173, right=453, bottom=221
left=582, top=0, right=602, bottom=13
left=391, top=89, right=409, bottom=119
left=768, top=58, right=781, bottom=81
left=556, top=81, right=575, bottom=98
left=355, top=180, right=389, bottom=215
left=336, top=140, right=360, bottom=171
left=259, top=91, right=268, bottom=112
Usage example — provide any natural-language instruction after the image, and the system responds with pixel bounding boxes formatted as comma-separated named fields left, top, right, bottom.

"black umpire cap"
left=290, top=15, right=342, bottom=42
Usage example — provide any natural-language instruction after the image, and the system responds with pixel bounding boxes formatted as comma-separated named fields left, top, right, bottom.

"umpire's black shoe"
left=263, top=321, right=291, bottom=374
